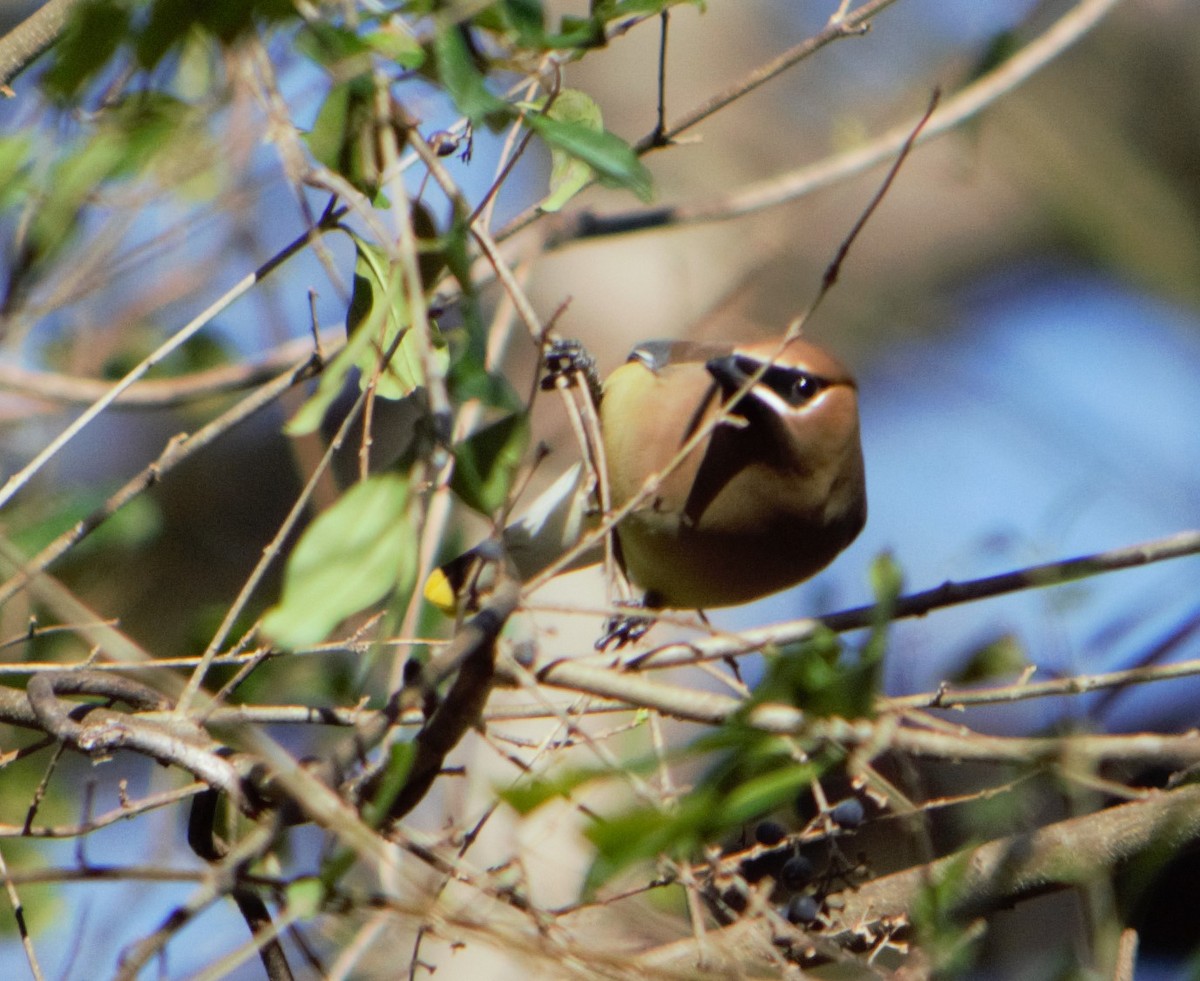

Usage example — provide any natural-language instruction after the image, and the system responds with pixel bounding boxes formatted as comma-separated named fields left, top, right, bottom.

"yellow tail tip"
left=423, top=568, right=459, bottom=615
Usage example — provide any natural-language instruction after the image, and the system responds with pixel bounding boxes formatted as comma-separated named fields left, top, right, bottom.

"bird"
left=424, top=336, right=866, bottom=614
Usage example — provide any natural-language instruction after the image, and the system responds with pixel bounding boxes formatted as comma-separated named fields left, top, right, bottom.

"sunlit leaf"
left=285, top=878, right=326, bottom=919
left=363, top=25, right=425, bottom=68
left=262, top=473, right=416, bottom=649
left=584, top=789, right=715, bottom=892
left=0, top=136, right=32, bottom=210
left=597, top=0, right=707, bottom=17
left=286, top=232, right=447, bottom=434
left=345, top=235, right=448, bottom=401
left=526, top=112, right=652, bottom=202
left=717, top=760, right=824, bottom=827
left=539, top=89, right=603, bottom=212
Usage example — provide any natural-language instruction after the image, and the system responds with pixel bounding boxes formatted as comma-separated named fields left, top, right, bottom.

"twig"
left=636, top=0, right=900, bottom=153
left=176, top=330, right=385, bottom=717
left=371, top=579, right=520, bottom=822
left=0, top=207, right=345, bottom=515
left=0, top=351, right=325, bottom=611
left=498, top=0, right=905, bottom=244
left=889, top=652, right=1200, bottom=713
left=544, top=0, right=1125, bottom=245
left=23, top=674, right=249, bottom=799
left=616, top=529, right=1200, bottom=672
left=0, top=848, right=44, bottom=981
left=0, top=330, right=343, bottom=408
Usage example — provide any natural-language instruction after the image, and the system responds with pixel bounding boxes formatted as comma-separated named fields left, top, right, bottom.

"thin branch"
left=543, top=0, right=1125, bottom=245
left=0, top=330, right=344, bottom=409
left=636, top=0, right=901, bottom=153
left=23, top=675, right=250, bottom=799
left=0, top=207, right=344, bottom=515
left=0, top=848, right=45, bottom=981
left=497, top=0, right=905, bottom=244
left=889, top=652, right=1200, bottom=713
left=614, top=529, right=1200, bottom=672
left=0, top=350, right=325, bottom=611
left=0, top=783, right=206, bottom=839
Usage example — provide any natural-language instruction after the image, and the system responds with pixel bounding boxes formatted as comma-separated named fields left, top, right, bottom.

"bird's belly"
left=616, top=508, right=840, bottom=609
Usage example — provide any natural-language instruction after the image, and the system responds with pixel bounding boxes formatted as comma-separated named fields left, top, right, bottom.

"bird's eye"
left=788, top=372, right=821, bottom=406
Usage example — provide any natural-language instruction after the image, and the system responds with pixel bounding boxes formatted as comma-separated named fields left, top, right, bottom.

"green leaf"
left=718, top=760, right=824, bottom=827
left=526, top=112, right=652, bottom=202
left=102, top=93, right=209, bottom=181
left=138, top=0, right=296, bottom=68
left=952, top=633, right=1029, bottom=685
left=0, top=136, right=32, bottom=211
left=597, top=0, right=707, bottom=18
left=283, top=321, right=369, bottom=436
left=449, top=413, right=530, bottom=515
left=295, top=22, right=374, bottom=75
left=553, top=15, right=607, bottom=49
left=433, top=25, right=506, bottom=123
left=584, top=789, right=714, bottom=891
left=262, top=473, right=416, bottom=649
left=499, top=0, right=545, bottom=41
left=861, top=550, right=903, bottom=670
left=42, top=0, right=130, bottom=100
left=448, top=361, right=523, bottom=413
left=363, top=25, right=426, bottom=69
left=285, top=878, right=326, bottom=919
left=346, top=236, right=449, bottom=401
left=539, top=89, right=604, bottom=212
left=286, top=232, right=448, bottom=435
left=305, top=76, right=378, bottom=193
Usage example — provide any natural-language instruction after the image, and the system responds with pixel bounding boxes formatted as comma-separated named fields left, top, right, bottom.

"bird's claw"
left=595, top=608, right=654, bottom=651
left=542, top=338, right=602, bottom=403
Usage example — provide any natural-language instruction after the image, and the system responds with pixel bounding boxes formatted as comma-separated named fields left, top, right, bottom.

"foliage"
left=0, top=1, right=1196, bottom=979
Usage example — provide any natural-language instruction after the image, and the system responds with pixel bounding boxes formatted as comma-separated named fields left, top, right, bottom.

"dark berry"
left=754, top=820, right=788, bottom=846
left=785, top=894, right=820, bottom=925
left=830, top=798, right=865, bottom=829
left=780, top=854, right=814, bottom=890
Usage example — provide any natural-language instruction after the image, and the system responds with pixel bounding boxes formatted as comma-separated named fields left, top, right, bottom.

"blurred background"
left=0, top=0, right=1198, bottom=976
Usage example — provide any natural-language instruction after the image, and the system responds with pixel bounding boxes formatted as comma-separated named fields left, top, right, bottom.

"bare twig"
left=0, top=350, right=325, bottom=611
left=615, top=529, right=1200, bottom=672
left=0, top=208, right=344, bottom=515
left=542, top=0, right=1125, bottom=245
left=0, top=330, right=344, bottom=408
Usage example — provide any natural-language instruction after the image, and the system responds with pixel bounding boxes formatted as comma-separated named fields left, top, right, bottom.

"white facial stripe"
left=747, top=378, right=831, bottom=417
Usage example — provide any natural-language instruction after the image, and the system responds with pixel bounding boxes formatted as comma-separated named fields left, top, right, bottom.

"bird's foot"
left=595, top=603, right=655, bottom=651
left=541, top=338, right=602, bottom=405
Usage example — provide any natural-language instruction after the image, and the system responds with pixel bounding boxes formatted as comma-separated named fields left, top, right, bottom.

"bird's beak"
left=704, top=353, right=753, bottom=395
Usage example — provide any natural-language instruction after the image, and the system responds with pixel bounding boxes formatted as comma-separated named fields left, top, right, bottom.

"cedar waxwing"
left=425, top=337, right=866, bottom=613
